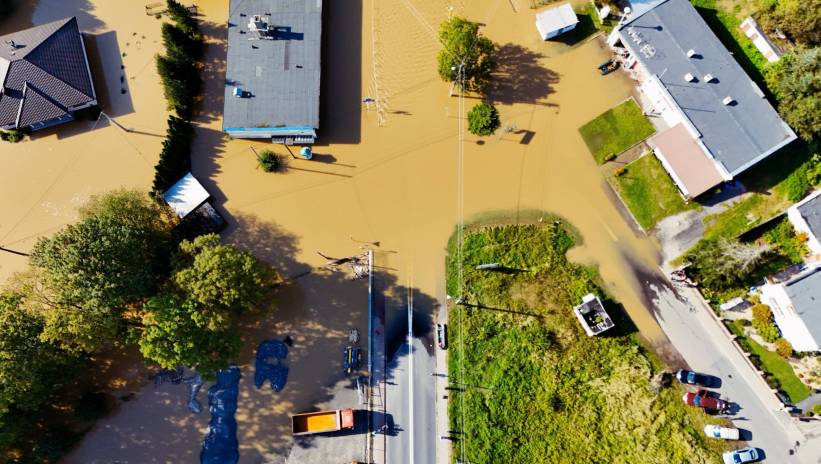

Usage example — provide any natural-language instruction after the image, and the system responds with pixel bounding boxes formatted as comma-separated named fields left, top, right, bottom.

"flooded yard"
left=1, top=0, right=676, bottom=462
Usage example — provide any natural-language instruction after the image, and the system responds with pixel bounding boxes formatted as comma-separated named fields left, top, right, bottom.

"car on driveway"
left=722, top=447, right=761, bottom=464
left=676, top=369, right=717, bottom=387
left=683, top=389, right=728, bottom=413
left=704, top=424, right=740, bottom=440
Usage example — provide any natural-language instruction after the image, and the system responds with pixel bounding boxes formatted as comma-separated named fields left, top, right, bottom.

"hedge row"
left=152, top=0, right=203, bottom=196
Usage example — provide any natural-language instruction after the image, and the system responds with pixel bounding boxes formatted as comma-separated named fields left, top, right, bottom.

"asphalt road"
left=384, top=323, right=436, bottom=464
left=645, top=277, right=817, bottom=463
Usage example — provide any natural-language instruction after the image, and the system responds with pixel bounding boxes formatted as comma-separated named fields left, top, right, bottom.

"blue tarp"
left=254, top=340, right=289, bottom=392
left=200, top=367, right=240, bottom=464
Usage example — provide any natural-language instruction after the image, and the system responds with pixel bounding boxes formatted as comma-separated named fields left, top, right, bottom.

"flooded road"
left=1, top=0, right=671, bottom=462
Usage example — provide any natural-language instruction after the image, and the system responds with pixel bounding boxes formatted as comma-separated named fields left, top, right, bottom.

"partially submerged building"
left=163, top=172, right=225, bottom=235
left=535, top=3, right=578, bottom=40
left=608, top=0, right=796, bottom=198
left=573, top=294, right=614, bottom=336
left=0, top=17, right=97, bottom=131
left=223, top=0, right=322, bottom=144
left=787, top=190, right=821, bottom=261
left=760, top=266, right=821, bottom=352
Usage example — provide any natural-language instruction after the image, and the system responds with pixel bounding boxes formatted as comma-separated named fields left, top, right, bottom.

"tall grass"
left=447, top=220, right=730, bottom=463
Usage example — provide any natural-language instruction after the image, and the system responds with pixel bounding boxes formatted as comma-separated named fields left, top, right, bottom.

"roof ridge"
left=23, top=57, right=94, bottom=101
left=21, top=17, right=75, bottom=59
left=15, top=80, right=69, bottom=127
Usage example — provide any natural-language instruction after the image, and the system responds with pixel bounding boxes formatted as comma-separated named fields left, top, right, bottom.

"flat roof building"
left=608, top=0, right=796, bottom=198
left=535, top=3, right=578, bottom=40
left=761, top=266, right=821, bottom=352
left=223, top=0, right=322, bottom=144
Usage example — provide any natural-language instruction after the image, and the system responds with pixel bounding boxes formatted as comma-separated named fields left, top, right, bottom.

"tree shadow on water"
left=488, top=43, right=559, bottom=106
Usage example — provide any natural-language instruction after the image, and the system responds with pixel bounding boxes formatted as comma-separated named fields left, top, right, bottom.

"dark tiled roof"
left=0, top=17, right=95, bottom=129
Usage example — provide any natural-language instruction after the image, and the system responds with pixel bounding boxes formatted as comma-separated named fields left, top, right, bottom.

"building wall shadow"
left=85, top=30, right=134, bottom=118
left=315, top=0, right=362, bottom=145
left=197, top=19, right=228, bottom=125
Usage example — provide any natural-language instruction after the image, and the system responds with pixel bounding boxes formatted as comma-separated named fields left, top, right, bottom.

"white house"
left=739, top=17, right=782, bottom=63
left=760, top=266, right=821, bottom=352
left=787, top=189, right=821, bottom=260
left=535, top=3, right=578, bottom=40
left=607, top=0, right=796, bottom=198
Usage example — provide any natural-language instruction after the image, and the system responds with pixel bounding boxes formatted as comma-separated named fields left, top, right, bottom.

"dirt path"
left=0, top=0, right=681, bottom=462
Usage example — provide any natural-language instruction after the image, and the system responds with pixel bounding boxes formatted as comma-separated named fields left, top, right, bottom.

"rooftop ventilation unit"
left=684, top=73, right=695, bottom=82
left=248, top=14, right=277, bottom=39
left=722, top=96, right=734, bottom=105
left=703, top=73, right=715, bottom=82
left=686, top=49, right=696, bottom=58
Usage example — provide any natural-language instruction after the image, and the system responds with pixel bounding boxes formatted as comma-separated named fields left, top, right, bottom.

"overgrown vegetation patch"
left=446, top=219, right=728, bottom=463
left=578, top=99, right=655, bottom=164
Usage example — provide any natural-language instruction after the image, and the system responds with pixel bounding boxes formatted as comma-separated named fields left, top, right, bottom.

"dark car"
left=437, top=323, right=448, bottom=350
left=343, top=346, right=361, bottom=375
left=676, top=369, right=717, bottom=387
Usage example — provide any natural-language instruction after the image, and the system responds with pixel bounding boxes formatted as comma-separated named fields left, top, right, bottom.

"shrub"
left=813, top=403, right=821, bottom=415
left=765, top=374, right=781, bottom=389
left=751, top=304, right=781, bottom=343
left=775, top=338, right=794, bottom=359
left=780, top=154, right=821, bottom=201
left=0, top=129, right=24, bottom=143
left=152, top=116, right=194, bottom=194
left=752, top=304, right=773, bottom=324
left=256, top=149, right=284, bottom=173
left=467, top=102, right=501, bottom=136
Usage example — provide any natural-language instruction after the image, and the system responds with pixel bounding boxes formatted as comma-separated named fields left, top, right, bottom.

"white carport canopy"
left=163, top=172, right=210, bottom=219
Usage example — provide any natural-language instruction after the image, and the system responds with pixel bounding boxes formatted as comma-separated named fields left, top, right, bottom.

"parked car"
left=676, top=369, right=717, bottom=387
left=437, top=323, right=448, bottom=349
left=704, top=424, right=740, bottom=440
left=722, top=447, right=761, bottom=464
left=683, top=389, right=728, bottom=412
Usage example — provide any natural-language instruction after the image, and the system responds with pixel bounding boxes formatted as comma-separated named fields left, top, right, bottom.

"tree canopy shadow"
left=488, top=43, right=559, bottom=106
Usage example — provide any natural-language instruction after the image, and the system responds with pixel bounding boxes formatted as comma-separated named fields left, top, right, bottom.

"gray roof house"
left=0, top=17, right=97, bottom=131
left=223, top=0, right=322, bottom=144
left=607, top=0, right=796, bottom=198
left=761, top=266, right=821, bottom=352
left=787, top=189, right=821, bottom=260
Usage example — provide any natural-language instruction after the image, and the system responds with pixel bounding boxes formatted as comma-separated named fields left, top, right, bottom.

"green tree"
left=29, top=191, right=173, bottom=352
left=685, top=238, right=772, bottom=291
left=757, top=0, right=821, bottom=46
left=437, top=17, right=496, bottom=93
left=172, top=234, right=276, bottom=317
left=0, top=292, right=77, bottom=414
left=467, top=101, right=501, bottom=136
left=137, top=291, right=241, bottom=379
left=765, top=47, right=821, bottom=141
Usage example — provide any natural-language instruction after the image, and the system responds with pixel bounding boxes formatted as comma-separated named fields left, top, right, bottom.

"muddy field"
left=1, top=0, right=673, bottom=462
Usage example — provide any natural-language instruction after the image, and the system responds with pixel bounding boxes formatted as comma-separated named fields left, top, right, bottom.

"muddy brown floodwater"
left=0, top=0, right=673, bottom=462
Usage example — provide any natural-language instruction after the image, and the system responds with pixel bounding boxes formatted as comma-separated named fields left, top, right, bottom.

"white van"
left=704, top=424, right=740, bottom=440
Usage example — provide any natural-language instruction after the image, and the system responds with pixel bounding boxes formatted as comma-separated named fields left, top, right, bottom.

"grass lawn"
left=727, top=321, right=811, bottom=404
left=609, top=154, right=698, bottom=229
left=578, top=99, right=655, bottom=165
left=446, top=217, right=730, bottom=463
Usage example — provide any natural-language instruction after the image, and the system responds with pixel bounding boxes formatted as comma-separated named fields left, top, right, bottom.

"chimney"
left=722, top=96, right=734, bottom=105
left=704, top=73, right=715, bottom=82
left=686, top=49, right=696, bottom=58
